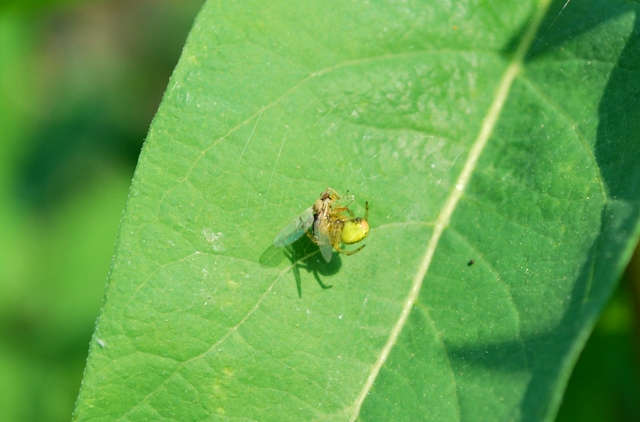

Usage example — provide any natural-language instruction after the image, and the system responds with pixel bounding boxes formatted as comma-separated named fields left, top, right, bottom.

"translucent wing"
left=313, top=218, right=334, bottom=262
left=273, top=207, right=314, bottom=247
left=318, top=237, right=333, bottom=262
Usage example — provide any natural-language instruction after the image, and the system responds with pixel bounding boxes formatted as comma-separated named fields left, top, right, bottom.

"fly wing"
left=318, top=238, right=333, bottom=262
left=313, top=218, right=333, bottom=262
left=273, top=207, right=314, bottom=247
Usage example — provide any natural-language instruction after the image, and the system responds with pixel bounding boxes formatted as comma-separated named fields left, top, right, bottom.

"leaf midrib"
left=347, top=0, right=555, bottom=419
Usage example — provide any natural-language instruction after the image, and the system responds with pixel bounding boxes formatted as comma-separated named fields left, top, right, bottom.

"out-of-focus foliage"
left=558, top=246, right=640, bottom=422
left=0, top=1, right=203, bottom=421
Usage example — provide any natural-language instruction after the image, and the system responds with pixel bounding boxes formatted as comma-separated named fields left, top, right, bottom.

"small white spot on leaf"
left=202, top=229, right=226, bottom=252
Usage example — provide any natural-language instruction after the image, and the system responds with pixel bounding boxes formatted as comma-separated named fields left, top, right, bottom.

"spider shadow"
left=259, top=236, right=342, bottom=298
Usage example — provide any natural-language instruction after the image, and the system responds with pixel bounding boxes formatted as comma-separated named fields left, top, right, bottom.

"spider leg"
left=336, top=244, right=366, bottom=256
left=332, top=206, right=354, bottom=218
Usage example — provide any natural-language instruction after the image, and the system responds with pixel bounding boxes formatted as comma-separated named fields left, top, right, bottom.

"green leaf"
left=73, top=0, right=640, bottom=420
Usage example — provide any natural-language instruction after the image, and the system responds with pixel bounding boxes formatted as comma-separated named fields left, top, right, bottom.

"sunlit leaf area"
left=0, top=1, right=639, bottom=421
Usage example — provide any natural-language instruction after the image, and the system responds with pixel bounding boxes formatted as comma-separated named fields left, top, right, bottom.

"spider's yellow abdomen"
left=340, top=218, right=369, bottom=244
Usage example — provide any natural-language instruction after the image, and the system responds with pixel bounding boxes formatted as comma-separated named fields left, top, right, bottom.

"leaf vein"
left=347, top=1, right=553, bottom=418
left=115, top=250, right=319, bottom=421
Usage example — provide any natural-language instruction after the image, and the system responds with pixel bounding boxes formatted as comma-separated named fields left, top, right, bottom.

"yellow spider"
left=274, top=188, right=369, bottom=262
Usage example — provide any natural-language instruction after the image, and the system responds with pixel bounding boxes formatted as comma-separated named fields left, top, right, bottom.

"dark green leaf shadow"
left=489, top=0, right=639, bottom=418
left=259, top=236, right=343, bottom=297
left=365, top=1, right=640, bottom=419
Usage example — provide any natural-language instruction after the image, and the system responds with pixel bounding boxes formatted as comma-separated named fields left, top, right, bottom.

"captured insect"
left=272, top=188, right=336, bottom=248
left=273, top=188, right=370, bottom=262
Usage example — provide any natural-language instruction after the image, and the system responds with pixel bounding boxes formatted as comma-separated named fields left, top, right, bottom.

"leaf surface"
left=74, top=0, right=640, bottom=421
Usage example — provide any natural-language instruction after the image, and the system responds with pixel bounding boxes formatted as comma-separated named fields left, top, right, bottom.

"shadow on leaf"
left=259, top=236, right=342, bottom=297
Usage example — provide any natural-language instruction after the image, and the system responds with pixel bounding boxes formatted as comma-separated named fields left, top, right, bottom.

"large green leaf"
left=73, top=0, right=640, bottom=420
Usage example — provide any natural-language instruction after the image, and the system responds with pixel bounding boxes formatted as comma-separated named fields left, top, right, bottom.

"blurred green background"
left=0, top=1, right=204, bottom=420
left=0, top=1, right=637, bottom=421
